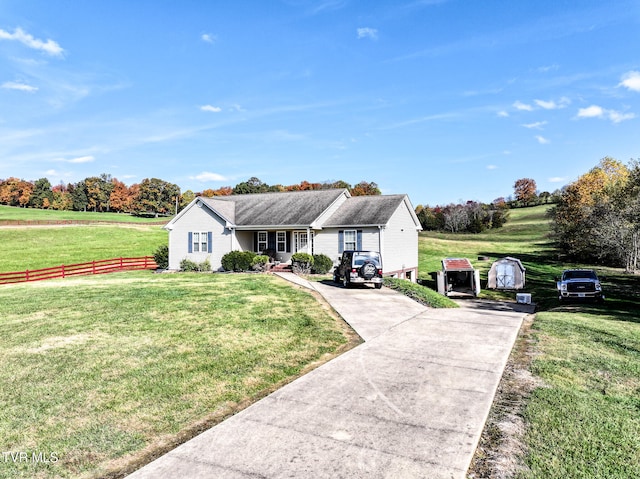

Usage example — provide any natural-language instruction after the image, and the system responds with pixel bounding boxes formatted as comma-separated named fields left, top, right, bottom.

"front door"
left=294, top=231, right=314, bottom=254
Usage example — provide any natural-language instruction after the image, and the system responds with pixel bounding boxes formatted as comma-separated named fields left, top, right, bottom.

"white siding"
left=382, top=201, right=420, bottom=280
left=168, top=203, right=229, bottom=271
left=314, top=227, right=380, bottom=266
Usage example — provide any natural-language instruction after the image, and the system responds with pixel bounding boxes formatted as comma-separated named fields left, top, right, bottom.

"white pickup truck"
left=556, top=269, right=604, bottom=302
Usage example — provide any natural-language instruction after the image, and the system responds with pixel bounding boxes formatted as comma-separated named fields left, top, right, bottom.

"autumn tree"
left=0, top=178, right=34, bottom=206
left=350, top=181, right=381, bottom=196
left=109, top=178, right=134, bottom=213
left=51, top=183, right=73, bottom=210
left=550, top=157, right=639, bottom=270
left=513, top=178, right=537, bottom=206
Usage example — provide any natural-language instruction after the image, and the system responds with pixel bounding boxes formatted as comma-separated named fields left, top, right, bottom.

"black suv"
left=333, top=251, right=383, bottom=289
left=556, top=269, right=604, bottom=302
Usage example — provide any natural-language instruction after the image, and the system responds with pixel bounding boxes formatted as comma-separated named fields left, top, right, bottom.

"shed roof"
left=491, top=256, right=526, bottom=271
left=442, top=258, right=475, bottom=271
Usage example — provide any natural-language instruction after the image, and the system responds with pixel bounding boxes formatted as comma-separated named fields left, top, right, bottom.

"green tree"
left=133, top=178, right=180, bottom=216
left=84, top=174, right=114, bottom=212
left=29, top=178, right=54, bottom=209
left=233, top=177, right=271, bottom=194
left=69, top=181, right=88, bottom=211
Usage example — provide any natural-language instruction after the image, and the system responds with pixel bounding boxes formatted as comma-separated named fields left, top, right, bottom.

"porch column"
left=378, top=225, right=384, bottom=273
left=306, top=227, right=311, bottom=254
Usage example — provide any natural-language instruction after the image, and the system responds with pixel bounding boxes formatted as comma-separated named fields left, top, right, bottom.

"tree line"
left=549, top=157, right=640, bottom=273
left=0, top=175, right=381, bottom=216
left=414, top=201, right=510, bottom=233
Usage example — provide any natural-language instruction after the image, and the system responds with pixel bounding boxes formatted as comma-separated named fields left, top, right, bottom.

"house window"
left=277, top=231, right=287, bottom=252
left=192, top=232, right=208, bottom=253
left=344, top=230, right=357, bottom=250
left=257, top=231, right=268, bottom=252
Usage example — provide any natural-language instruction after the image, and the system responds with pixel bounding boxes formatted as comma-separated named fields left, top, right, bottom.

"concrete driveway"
left=128, top=275, right=529, bottom=479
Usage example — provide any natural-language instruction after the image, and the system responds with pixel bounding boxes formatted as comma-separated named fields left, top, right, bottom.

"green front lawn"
left=522, top=305, right=640, bottom=478
left=0, top=225, right=167, bottom=273
left=0, top=272, right=354, bottom=478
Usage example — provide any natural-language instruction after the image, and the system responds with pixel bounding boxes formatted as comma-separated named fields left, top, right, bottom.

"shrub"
left=221, top=250, right=257, bottom=272
left=312, top=254, right=333, bottom=274
left=251, top=255, right=270, bottom=272
left=291, top=252, right=314, bottom=275
left=383, top=278, right=459, bottom=308
left=153, top=244, right=169, bottom=269
left=180, top=258, right=211, bottom=272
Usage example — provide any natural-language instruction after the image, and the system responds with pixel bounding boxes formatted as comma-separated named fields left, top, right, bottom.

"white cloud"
left=486, top=165, right=498, bottom=170
left=619, top=71, right=640, bottom=92
left=68, top=155, right=95, bottom=164
left=513, top=101, right=533, bottom=111
left=191, top=172, right=227, bottom=182
left=549, top=177, right=566, bottom=183
left=534, top=97, right=570, bottom=110
left=357, top=27, right=378, bottom=40
left=497, top=110, right=509, bottom=117
left=45, top=169, right=58, bottom=176
left=577, top=105, right=605, bottom=118
left=201, top=33, right=216, bottom=44
left=1, top=81, right=38, bottom=92
left=535, top=135, right=550, bottom=144
left=608, top=110, right=635, bottom=123
left=0, top=27, right=64, bottom=57
left=576, top=105, right=635, bottom=123
left=200, top=104, right=222, bottom=112
left=522, top=121, right=547, bottom=129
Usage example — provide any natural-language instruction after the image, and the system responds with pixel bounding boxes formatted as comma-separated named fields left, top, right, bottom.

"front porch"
left=234, top=229, right=316, bottom=264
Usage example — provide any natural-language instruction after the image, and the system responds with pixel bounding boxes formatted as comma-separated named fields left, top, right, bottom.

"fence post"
left=61, top=264, right=65, bottom=279
left=26, top=269, right=29, bottom=282
left=92, top=261, right=96, bottom=274
left=120, top=257, right=123, bottom=270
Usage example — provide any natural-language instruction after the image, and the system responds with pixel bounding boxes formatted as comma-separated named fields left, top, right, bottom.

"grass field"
left=0, top=272, right=355, bottom=479
left=0, top=205, right=170, bottom=223
left=2, top=204, right=640, bottom=478
left=521, top=307, right=640, bottom=478
left=0, top=225, right=167, bottom=273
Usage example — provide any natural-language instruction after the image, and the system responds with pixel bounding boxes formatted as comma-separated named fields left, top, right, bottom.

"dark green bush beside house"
left=312, top=254, right=333, bottom=274
left=221, top=251, right=257, bottom=272
left=153, top=244, right=169, bottom=269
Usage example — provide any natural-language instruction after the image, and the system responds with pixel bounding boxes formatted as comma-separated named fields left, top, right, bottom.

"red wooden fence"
left=0, top=256, right=158, bottom=285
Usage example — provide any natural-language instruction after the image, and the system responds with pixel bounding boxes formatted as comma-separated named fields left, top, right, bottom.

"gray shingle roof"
left=324, top=195, right=407, bottom=227
left=199, top=189, right=347, bottom=227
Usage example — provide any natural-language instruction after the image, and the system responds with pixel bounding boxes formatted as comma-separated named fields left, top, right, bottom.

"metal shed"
left=437, top=258, right=480, bottom=297
left=487, top=257, right=526, bottom=290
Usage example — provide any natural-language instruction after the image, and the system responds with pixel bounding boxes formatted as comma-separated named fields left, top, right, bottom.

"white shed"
left=487, top=257, right=526, bottom=290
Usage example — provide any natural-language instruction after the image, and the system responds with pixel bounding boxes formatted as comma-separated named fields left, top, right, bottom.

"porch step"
left=270, top=263, right=293, bottom=272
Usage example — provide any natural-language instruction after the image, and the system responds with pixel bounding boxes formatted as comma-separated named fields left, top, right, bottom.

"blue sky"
left=1, top=0, right=639, bottom=206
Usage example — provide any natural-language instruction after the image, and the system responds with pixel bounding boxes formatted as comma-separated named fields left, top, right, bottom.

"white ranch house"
left=164, top=189, right=422, bottom=281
